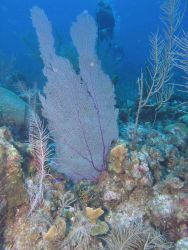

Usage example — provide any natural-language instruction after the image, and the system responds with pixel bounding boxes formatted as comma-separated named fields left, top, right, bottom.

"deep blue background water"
left=0, top=0, right=187, bottom=101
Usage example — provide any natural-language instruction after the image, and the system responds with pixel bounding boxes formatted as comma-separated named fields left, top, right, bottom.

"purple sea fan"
left=31, top=7, right=118, bottom=182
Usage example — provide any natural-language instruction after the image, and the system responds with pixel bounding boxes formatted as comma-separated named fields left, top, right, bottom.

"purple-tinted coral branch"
left=31, top=7, right=118, bottom=182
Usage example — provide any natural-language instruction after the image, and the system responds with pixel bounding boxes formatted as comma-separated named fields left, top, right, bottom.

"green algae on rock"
left=0, top=87, right=30, bottom=127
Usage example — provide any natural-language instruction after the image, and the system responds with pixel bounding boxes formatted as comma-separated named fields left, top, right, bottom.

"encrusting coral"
left=108, top=143, right=128, bottom=174
left=44, top=218, right=66, bottom=241
left=85, top=207, right=104, bottom=223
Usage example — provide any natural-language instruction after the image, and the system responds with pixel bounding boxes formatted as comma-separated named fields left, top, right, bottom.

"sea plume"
left=27, top=113, right=52, bottom=214
left=102, top=222, right=173, bottom=250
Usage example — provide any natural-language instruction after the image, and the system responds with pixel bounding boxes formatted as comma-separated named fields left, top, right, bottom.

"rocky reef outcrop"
left=1, top=100, right=188, bottom=249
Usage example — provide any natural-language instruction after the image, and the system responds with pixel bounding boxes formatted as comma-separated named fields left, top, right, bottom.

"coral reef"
left=1, top=99, right=188, bottom=249
left=1, top=3, right=188, bottom=248
left=0, top=127, right=28, bottom=248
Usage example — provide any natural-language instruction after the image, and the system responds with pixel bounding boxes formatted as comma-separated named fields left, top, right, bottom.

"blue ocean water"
left=1, top=0, right=187, bottom=87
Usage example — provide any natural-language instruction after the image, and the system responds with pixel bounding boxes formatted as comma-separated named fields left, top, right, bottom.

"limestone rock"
left=176, top=237, right=188, bottom=250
